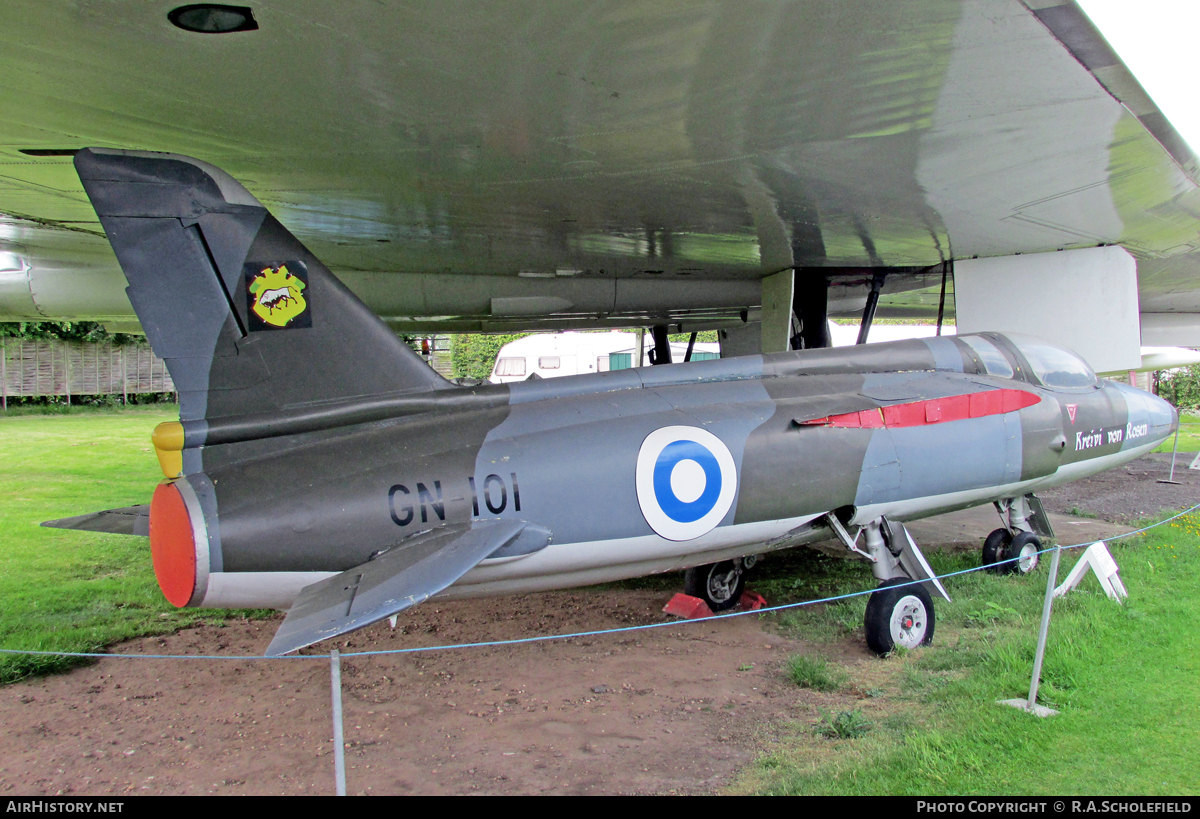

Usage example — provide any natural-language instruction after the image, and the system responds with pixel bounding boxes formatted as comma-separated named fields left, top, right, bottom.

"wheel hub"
left=708, top=567, right=741, bottom=603
left=890, top=595, right=928, bottom=648
left=1017, top=544, right=1038, bottom=573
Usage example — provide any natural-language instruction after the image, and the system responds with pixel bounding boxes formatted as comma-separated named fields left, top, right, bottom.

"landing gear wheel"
left=683, top=561, right=745, bottom=612
left=1003, top=532, right=1041, bottom=575
left=982, top=528, right=1013, bottom=573
left=865, top=578, right=935, bottom=656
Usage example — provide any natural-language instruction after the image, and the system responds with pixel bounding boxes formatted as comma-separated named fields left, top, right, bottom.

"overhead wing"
left=2, top=1, right=1200, bottom=338
left=264, top=519, right=526, bottom=657
left=41, top=505, right=150, bottom=537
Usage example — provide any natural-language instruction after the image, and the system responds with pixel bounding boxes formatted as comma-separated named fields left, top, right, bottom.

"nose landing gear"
left=983, top=495, right=1052, bottom=575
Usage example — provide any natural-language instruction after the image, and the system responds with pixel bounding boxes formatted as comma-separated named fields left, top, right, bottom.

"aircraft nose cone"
left=1150, top=392, right=1178, bottom=436
left=1109, top=381, right=1177, bottom=449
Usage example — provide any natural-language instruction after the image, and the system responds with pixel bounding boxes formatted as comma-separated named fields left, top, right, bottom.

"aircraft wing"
left=41, top=505, right=150, bottom=537
left=1, top=1, right=1199, bottom=340
left=263, top=519, right=527, bottom=657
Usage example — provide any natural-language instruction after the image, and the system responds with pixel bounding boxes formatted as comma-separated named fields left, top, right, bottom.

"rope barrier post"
left=1026, top=543, right=1061, bottom=711
left=1159, top=425, right=1182, bottom=485
left=1000, top=542, right=1062, bottom=717
left=330, top=649, right=347, bottom=796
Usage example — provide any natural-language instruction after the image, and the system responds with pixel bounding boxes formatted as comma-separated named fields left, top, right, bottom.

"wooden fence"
left=1, top=339, right=174, bottom=406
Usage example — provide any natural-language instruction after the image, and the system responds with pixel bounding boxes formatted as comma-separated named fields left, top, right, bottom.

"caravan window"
left=538, top=356, right=561, bottom=370
left=494, top=357, right=526, bottom=377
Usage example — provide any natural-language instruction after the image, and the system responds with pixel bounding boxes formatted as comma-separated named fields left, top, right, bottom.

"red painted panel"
left=942, top=393, right=972, bottom=422
left=808, top=388, right=1039, bottom=429
left=882, top=402, right=925, bottom=427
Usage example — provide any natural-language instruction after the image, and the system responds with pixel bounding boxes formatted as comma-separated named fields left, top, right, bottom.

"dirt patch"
left=0, top=589, right=885, bottom=796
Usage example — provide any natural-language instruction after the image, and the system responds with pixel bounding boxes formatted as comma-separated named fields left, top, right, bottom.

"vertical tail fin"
left=74, top=148, right=450, bottom=426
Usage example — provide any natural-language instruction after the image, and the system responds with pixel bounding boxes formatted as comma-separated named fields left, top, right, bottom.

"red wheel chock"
left=739, top=590, right=767, bottom=610
left=663, top=593, right=715, bottom=619
left=662, top=590, right=767, bottom=619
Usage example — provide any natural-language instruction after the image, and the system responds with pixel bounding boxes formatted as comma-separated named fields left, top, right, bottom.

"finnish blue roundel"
left=636, top=426, right=737, bottom=541
left=652, top=440, right=722, bottom=523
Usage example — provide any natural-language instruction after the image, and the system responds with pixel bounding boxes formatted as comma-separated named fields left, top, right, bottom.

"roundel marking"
left=636, top=426, right=737, bottom=541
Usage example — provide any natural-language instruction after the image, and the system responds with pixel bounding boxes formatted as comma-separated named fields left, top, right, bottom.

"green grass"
left=813, top=708, right=873, bottom=739
left=785, top=653, right=848, bottom=692
left=0, top=407, right=269, bottom=683
left=734, top=516, right=1200, bottom=795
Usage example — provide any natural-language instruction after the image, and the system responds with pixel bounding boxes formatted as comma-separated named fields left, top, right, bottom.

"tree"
left=449, top=333, right=529, bottom=380
left=1157, top=364, right=1200, bottom=410
left=0, top=321, right=139, bottom=345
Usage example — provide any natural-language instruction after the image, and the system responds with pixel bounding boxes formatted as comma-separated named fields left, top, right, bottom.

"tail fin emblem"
left=246, top=262, right=310, bottom=329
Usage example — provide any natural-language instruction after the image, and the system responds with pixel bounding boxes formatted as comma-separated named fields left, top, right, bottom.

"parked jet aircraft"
left=44, top=149, right=1178, bottom=658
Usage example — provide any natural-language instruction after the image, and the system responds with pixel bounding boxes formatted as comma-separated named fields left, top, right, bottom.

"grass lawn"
left=0, top=405, right=268, bottom=683
left=732, top=515, right=1200, bottom=795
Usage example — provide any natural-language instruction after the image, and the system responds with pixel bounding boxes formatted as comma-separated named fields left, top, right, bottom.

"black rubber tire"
left=1003, top=531, right=1041, bottom=575
left=982, top=528, right=1013, bottom=573
left=683, top=561, right=745, bottom=612
left=864, top=578, right=935, bottom=656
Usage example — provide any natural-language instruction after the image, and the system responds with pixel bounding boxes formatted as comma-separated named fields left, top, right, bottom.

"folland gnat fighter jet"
left=47, top=149, right=1177, bottom=658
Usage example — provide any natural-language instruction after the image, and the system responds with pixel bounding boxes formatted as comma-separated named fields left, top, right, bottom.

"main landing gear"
left=683, top=555, right=758, bottom=611
left=824, top=512, right=950, bottom=656
left=982, top=494, right=1053, bottom=576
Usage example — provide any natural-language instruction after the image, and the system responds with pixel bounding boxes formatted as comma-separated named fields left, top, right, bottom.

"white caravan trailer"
left=489, top=332, right=719, bottom=383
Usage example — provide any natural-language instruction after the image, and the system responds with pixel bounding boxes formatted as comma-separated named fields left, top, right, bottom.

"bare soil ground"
left=2, top=453, right=1196, bottom=796
left=0, top=590, right=878, bottom=796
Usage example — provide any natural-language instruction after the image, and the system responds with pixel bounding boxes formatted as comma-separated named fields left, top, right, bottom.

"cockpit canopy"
left=959, top=333, right=1098, bottom=390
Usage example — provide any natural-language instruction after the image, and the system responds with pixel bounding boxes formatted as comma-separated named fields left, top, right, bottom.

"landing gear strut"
left=824, top=513, right=950, bottom=656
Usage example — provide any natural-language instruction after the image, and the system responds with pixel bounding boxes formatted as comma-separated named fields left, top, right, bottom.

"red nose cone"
left=149, top=482, right=197, bottom=607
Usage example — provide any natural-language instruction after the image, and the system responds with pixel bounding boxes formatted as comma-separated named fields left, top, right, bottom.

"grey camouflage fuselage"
left=190, top=335, right=1172, bottom=609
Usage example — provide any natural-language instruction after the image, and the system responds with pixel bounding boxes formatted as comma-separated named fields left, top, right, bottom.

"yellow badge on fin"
left=245, top=261, right=311, bottom=330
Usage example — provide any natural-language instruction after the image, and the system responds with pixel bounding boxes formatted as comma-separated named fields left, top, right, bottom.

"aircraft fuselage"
left=178, top=333, right=1175, bottom=610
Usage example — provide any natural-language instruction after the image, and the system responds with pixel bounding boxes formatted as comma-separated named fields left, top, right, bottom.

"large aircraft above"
left=2, top=1, right=1200, bottom=362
